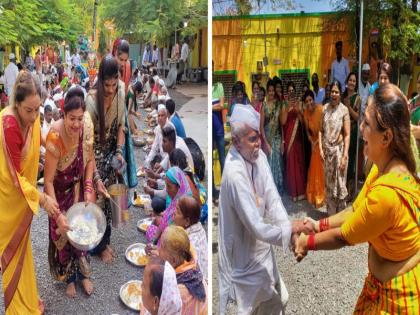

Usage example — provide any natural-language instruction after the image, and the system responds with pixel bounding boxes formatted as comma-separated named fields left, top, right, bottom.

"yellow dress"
left=0, top=111, right=41, bottom=314
left=341, top=165, right=420, bottom=314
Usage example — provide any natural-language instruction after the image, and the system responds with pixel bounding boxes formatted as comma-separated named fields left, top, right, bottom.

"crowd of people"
left=0, top=37, right=208, bottom=315
left=216, top=40, right=419, bottom=314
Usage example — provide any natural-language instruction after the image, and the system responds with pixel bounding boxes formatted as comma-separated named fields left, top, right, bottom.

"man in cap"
left=4, top=53, right=19, bottom=97
left=218, top=104, right=313, bottom=314
left=359, top=63, right=372, bottom=119
left=330, top=41, right=349, bottom=92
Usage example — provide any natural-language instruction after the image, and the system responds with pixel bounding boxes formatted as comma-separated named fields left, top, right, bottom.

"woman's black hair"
left=64, top=86, right=85, bottom=113
left=95, top=56, right=119, bottom=144
left=169, top=149, right=188, bottom=170
left=329, top=80, right=342, bottom=98
left=117, top=39, right=130, bottom=56
left=342, top=72, right=358, bottom=99
left=133, top=81, right=143, bottom=94
left=303, top=89, right=315, bottom=103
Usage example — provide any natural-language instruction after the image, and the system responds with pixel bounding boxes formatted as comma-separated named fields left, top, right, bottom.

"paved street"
left=0, top=83, right=207, bottom=315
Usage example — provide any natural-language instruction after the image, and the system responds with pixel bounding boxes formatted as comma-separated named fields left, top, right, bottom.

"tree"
left=331, top=0, right=420, bottom=83
left=212, top=0, right=296, bottom=16
left=0, top=0, right=86, bottom=49
left=98, top=27, right=107, bottom=55
left=101, top=0, right=207, bottom=45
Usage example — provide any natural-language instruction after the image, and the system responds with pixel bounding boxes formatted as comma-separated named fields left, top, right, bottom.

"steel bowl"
left=66, top=202, right=106, bottom=251
left=132, top=135, right=146, bottom=147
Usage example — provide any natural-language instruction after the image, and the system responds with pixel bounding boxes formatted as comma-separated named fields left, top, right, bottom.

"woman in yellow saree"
left=0, top=71, right=67, bottom=314
left=295, top=84, right=419, bottom=314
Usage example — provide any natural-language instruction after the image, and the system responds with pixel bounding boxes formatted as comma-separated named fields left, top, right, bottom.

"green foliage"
left=331, top=0, right=420, bottom=63
left=0, top=0, right=86, bottom=48
left=98, top=27, right=107, bottom=55
left=212, top=0, right=296, bottom=16
left=101, top=0, right=207, bottom=45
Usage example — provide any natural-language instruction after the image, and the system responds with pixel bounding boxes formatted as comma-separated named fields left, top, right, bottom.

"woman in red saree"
left=0, top=71, right=67, bottom=314
left=283, top=81, right=306, bottom=201
left=44, top=87, right=96, bottom=298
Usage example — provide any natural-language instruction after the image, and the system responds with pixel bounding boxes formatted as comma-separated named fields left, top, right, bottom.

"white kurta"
left=218, top=146, right=292, bottom=315
left=144, top=120, right=175, bottom=168
left=160, top=136, right=194, bottom=171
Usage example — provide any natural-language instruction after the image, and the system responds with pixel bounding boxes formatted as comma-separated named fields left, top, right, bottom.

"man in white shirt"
left=218, top=104, right=312, bottom=315
left=178, top=39, right=189, bottom=82
left=359, top=63, right=372, bottom=120
left=4, top=53, right=19, bottom=96
left=330, top=41, right=349, bottom=93
left=71, top=50, right=81, bottom=68
left=311, top=73, right=325, bottom=104
left=144, top=105, right=175, bottom=168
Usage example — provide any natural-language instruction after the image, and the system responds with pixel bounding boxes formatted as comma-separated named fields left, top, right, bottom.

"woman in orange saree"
left=296, top=84, right=419, bottom=314
left=303, top=90, right=325, bottom=208
left=0, top=71, right=67, bottom=314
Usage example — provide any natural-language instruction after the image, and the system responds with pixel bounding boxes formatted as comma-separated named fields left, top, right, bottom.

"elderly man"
left=144, top=104, right=174, bottom=169
left=218, top=104, right=310, bottom=315
left=4, top=53, right=19, bottom=97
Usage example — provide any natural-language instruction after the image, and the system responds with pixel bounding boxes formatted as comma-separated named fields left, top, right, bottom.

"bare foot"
left=66, top=282, right=76, bottom=298
left=100, top=248, right=113, bottom=263
left=82, top=278, right=94, bottom=296
left=38, top=298, right=45, bottom=314
left=106, top=245, right=116, bottom=257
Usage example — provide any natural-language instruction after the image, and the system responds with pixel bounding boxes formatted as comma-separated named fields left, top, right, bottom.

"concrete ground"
left=0, top=82, right=208, bottom=315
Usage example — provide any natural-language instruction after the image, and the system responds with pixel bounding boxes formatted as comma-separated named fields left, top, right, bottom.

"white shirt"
left=72, top=54, right=81, bottom=67
left=218, top=147, right=291, bottom=314
left=359, top=81, right=371, bottom=119
left=187, top=223, right=208, bottom=281
left=4, top=62, right=19, bottom=96
left=331, top=57, right=349, bottom=92
left=313, top=87, right=325, bottom=104
left=145, top=121, right=175, bottom=168
left=180, top=43, right=189, bottom=62
left=160, top=136, right=194, bottom=171
left=41, top=120, right=52, bottom=139
left=152, top=48, right=159, bottom=63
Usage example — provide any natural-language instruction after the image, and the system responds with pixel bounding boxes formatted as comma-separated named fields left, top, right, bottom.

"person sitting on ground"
left=146, top=167, right=192, bottom=244
left=146, top=149, right=203, bottom=214
left=144, top=105, right=175, bottom=170
left=144, top=77, right=156, bottom=108
left=159, top=226, right=208, bottom=314
left=140, top=257, right=182, bottom=315
left=126, top=80, right=143, bottom=135
left=166, top=99, right=186, bottom=139
left=157, top=125, right=194, bottom=173
left=173, top=196, right=208, bottom=281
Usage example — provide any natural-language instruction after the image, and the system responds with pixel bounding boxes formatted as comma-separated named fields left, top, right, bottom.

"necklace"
left=379, top=156, right=394, bottom=176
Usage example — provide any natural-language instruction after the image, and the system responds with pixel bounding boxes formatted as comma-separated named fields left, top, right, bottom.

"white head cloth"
left=157, top=104, right=167, bottom=113
left=230, top=104, right=260, bottom=131
left=362, top=63, right=371, bottom=71
left=157, top=261, right=182, bottom=315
